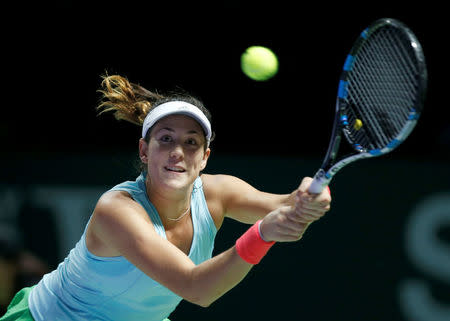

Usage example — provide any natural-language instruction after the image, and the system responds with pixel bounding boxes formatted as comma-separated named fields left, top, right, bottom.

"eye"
left=160, top=135, right=173, bottom=143
left=186, top=138, right=198, bottom=146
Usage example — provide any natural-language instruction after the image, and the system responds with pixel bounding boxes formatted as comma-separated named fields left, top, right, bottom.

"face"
left=139, top=114, right=210, bottom=194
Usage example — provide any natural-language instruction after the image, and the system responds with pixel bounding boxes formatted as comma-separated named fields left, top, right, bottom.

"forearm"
left=188, top=246, right=252, bottom=307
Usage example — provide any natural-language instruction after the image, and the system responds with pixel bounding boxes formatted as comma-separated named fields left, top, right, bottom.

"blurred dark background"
left=2, top=0, right=449, bottom=159
left=1, top=1, right=449, bottom=320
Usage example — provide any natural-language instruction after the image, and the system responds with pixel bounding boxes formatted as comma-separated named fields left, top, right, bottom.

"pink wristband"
left=235, top=220, right=275, bottom=264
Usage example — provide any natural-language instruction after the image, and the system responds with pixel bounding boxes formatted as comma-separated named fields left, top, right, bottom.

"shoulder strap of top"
left=109, top=172, right=166, bottom=237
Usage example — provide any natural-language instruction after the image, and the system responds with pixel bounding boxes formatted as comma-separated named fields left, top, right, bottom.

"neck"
left=167, top=206, right=190, bottom=222
left=144, top=175, right=193, bottom=222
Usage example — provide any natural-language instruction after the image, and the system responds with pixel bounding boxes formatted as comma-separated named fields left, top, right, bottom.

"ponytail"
left=96, top=75, right=164, bottom=126
left=96, top=74, right=214, bottom=145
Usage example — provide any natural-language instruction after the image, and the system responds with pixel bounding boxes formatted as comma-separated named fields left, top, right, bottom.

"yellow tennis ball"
left=354, top=119, right=363, bottom=130
left=241, top=46, right=279, bottom=81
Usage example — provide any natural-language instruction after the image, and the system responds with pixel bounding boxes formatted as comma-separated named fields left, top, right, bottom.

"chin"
left=162, top=172, right=194, bottom=190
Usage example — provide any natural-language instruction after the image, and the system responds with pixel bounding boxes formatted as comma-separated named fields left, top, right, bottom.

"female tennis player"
left=1, top=75, right=331, bottom=321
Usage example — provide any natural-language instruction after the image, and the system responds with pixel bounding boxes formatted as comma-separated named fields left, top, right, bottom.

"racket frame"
left=309, top=18, right=427, bottom=194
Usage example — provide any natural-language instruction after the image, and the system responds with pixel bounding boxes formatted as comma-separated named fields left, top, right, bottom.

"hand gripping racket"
left=309, top=18, right=428, bottom=194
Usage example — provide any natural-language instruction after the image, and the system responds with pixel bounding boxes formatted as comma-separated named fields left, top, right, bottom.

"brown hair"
left=97, top=74, right=214, bottom=144
left=97, top=75, right=164, bottom=127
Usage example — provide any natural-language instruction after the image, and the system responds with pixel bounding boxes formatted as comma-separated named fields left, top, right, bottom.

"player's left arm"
left=201, top=174, right=331, bottom=226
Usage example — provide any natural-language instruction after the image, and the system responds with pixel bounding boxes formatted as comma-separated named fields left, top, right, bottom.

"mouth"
left=164, top=166, right=186, bottom=173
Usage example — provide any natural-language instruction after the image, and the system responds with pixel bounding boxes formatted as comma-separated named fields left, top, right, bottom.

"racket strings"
left=344, top=25, right=421, bottom=150
left=351, top=31, right=413, bottom=143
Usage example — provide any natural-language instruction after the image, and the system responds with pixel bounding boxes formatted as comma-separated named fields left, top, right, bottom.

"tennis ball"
left=241, top=46, right=279, bottom=81
left=354, top=119, right=363, bottom=130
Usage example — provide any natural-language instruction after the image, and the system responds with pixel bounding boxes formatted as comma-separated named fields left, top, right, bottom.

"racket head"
left=310, top=18, right=428, bottom=194
left=337, top=18, right=427, bottom=156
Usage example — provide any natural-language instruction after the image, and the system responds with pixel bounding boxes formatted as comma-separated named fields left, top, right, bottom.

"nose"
left=169, top=144, right=184, bottom=160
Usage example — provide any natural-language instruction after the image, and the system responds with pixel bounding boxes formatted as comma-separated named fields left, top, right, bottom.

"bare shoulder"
left=200, top=173, right=233, bottom=194
left=199, top=174, right=241, bottom=229
left=93, top=190, right=154, bottom=231
left=96, top=191, right=147, bottom=217
left=200, top=174, right=260, bottom=224
left=201, top=174, right=260, bottom=202
left=201, top=174, right=256, bottom=191
left=201, top=174, right=240, bottom=203
left=201, top=174, right=289, bottom=224
left=87, top=190, right=153, bottom=257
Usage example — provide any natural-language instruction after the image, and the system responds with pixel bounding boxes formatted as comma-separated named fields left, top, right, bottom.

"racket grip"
left=309, top=169, right=330, bottom=194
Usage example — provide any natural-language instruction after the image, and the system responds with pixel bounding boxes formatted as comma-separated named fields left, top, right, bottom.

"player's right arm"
left=87, top=191, right=307, bottom=307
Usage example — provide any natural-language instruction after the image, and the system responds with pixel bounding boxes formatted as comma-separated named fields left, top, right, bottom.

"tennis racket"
left=309, top=18, right=428, bottom=194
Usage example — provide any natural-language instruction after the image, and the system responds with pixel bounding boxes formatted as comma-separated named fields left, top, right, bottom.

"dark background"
left=1, top=1, right=450, bottom=321
left=3, top=1, right=449, bottom=160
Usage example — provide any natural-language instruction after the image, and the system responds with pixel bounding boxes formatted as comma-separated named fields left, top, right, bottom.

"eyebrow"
left=159, top=127, right=200, bottom=135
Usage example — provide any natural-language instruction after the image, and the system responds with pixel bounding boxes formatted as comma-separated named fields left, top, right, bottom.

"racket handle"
left=309, top=169, right=330, bottom=194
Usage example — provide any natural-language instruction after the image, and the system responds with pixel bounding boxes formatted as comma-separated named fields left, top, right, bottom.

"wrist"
left=235, top=220, right=275, bottom=265
left=257, top=219, right=270, bottom=242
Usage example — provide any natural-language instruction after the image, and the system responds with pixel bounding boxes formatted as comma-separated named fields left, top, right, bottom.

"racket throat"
left=321, top=109, right=344, bottom=170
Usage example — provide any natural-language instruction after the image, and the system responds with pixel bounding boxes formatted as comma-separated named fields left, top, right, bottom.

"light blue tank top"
left=28, top=173, right=217, bottom=321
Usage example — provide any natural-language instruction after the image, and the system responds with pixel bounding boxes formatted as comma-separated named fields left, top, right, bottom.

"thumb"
left=298, top=177, right=314, bottom=194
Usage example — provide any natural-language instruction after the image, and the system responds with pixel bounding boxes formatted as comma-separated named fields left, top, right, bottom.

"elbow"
left=195, top=300, right=213, bottom=308
left=196, top=295, right=221, bottom=308
left=182, top=274, right=217, bottom=308
left=185, top=293, right=216, bottom=308
left=181, top=266, right=228, bottom=308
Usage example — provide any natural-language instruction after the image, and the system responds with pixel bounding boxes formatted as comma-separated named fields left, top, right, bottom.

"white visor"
left=142, top=101, right=212, bottom=146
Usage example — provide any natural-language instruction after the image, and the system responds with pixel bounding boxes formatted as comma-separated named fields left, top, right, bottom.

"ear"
left=200, top=148, right=211, bottom=171
left=139, top=138, right=149, bottom=164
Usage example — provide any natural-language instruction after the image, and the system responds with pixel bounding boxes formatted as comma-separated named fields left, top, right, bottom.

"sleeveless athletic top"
left=28, top=173, right=217, bottom=321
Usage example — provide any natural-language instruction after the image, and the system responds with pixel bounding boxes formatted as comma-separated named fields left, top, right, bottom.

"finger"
left=315, top=188, right=332, bottom=204
left=294, top=203, right=328, bottom=216
left=292, top=208, right=327, bottom=223
left=297, top=201, right=330, bottom=211
left=296, top=195, right=331, bottom=212
left=305, top=190, right=331, bottom=202
left=269, top=213, right=309, bottom=232
left=287, top=212, right=318, bottom=225
left=295, top=213, right=323, bottom=223
left=297, top=177, right=314, bottom=193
